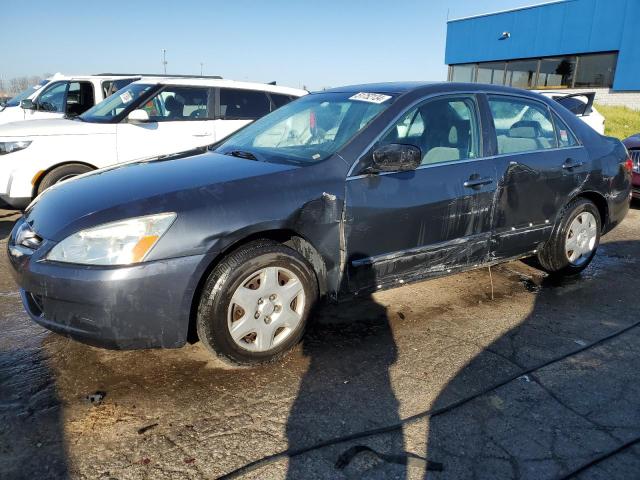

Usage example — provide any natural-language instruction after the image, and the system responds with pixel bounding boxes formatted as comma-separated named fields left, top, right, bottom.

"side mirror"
left=127, top=109, right=150, bottom=123
left=20, top=99, right=35, bottom=110
left=370, top=144, right=421, bottom=173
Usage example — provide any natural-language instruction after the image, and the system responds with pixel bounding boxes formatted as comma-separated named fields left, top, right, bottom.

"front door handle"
left=562, top=158, right=585, bottom=170
left=463, top=176, right=493, bottom=189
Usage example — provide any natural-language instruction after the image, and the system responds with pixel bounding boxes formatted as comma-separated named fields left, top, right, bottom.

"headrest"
left=165, top=96, right=183, bottom=111
left=448, top=126, right=458, bottom=144
left=508, top=121, right=542, bottom=139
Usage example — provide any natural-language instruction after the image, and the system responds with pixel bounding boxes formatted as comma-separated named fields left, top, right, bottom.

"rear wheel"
left=37, top=163, right=93, bottom=195
left=537, top=198, right=601, bottom=276
left=197, top=240, right=318, bottom=365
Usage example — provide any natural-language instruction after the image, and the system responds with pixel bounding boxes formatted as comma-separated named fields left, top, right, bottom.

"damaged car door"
left=488, top=95, right=590, bottom=258
left=345, top=94, right=497, bottom=293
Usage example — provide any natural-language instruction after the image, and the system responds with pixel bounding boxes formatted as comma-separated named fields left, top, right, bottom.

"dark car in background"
left=623, top=134, right=640, bottom=198
left=7, top=82, right=633, bottom=365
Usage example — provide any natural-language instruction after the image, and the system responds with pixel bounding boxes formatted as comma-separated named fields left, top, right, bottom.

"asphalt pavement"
left=1, top=204, right=639, bottom=480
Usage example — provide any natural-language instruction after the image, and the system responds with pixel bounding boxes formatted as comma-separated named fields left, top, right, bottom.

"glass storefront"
left=449, top=52, right=618, bottom=89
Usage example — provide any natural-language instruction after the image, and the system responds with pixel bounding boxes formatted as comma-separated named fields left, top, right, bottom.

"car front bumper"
left=633, top=172, right=640, bottom=199
left=7, top=220, right=207, bottom=350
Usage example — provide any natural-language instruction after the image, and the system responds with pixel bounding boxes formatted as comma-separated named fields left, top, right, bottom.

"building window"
left=574, top=52, right=617, bottom=88
left=450, top=51, right=618, bottom=89
left=476, top=62, right=506, bottom=85
left=450, top=64, right=476, bottom=82
left=536, top=56, right=576, bottom=89
left=506, top=60, right=538, bottom=88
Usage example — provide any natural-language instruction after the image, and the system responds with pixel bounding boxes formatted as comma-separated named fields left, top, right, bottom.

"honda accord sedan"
left=7, top=82, right=633, bottom=365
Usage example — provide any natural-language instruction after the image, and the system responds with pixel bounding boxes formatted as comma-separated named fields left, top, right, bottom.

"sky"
left=2, top=0, right=539, bottom=91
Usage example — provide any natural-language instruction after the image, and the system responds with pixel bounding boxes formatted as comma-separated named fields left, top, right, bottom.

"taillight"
left=624, top=156, right=633, bottom=174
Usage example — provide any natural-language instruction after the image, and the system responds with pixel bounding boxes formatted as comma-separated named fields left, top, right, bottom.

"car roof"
left=318, top=81, right=550, bottom=99
left=131, top=77, right=308, bottom=96
left=45, top=73, right=141, bottom=82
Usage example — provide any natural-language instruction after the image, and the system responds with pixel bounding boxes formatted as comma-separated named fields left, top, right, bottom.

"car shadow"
left=0, top=209, right=68, bottom=479
left=285, top=255, right=407, bottom=478
left=0, top=209, right=21, bottom=241
left=422, top=239, right=640, bottom=479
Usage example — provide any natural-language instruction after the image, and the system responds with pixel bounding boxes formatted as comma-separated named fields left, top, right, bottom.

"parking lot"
left=1, top=203, right=639, bottom=480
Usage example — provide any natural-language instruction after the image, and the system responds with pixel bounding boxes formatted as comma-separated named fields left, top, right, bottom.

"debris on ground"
left=85, top=391, right=106, bottom=406
left=137, top=423, right=159, bottom=435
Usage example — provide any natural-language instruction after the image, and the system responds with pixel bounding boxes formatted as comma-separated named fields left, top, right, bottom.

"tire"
left=537, top=198, right=601, bottom=276
left=197, top=240, right=318, bottom=365
left=37, top=163, right=94, bottom=195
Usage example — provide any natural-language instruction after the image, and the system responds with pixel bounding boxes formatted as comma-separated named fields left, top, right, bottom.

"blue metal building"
left=446, top=0, right=640, bottom=91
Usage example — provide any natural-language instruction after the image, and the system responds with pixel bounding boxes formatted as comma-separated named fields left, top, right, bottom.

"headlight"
left=0, top=141, right=32, bottom=155
left=47, top=213, right=176, bottom=265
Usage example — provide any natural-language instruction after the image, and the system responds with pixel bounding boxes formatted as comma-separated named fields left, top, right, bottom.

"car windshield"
left=80, top=83, right=155, bottom=123
left=215, top=91, right=395, bottom=164
left=5, top=79, right=49, bottom=107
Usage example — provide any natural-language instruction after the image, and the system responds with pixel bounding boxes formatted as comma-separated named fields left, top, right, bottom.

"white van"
left=0, top=77, right=307, bottom=208
left=0, top=73, right=141, bottom=125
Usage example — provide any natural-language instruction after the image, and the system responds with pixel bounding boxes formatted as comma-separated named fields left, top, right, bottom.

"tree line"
left=0, top=74, right=53, bottom=96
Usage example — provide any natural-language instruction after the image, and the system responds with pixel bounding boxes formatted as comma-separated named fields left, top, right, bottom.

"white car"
left=537, top=91, right=605, bottom=135
left=0, top=73, right=141, bottom=125
left=0, top=78, right=307, bottom=208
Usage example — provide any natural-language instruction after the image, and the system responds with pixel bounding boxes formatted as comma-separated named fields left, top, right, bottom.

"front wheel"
left=537, top=198, right=601, bottom=276
left=37, top=163, right=93, bottom=195
left=196, top=240, right=318, bottom=365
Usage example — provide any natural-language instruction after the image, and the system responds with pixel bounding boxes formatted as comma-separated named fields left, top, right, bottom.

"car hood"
left=25, top=150, right=299, bottom=241
left=0, top=118, right=111, bottom=138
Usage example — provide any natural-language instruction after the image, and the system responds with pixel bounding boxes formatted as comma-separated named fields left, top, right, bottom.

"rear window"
left=219, top=89, right=271, bottom=120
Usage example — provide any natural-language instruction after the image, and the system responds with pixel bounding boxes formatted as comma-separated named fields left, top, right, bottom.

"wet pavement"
left=1, top=204, right=639, bottom=480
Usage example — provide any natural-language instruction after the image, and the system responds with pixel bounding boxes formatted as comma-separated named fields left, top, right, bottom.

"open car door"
left=552, top=92, right=596, bottom=117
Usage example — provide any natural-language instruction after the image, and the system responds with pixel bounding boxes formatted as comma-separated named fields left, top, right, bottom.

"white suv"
left=536, top=91, right=605, bottom=135
left=0, top=78, right=307, bottom=208
left=0, top=73, right=141, bottom=125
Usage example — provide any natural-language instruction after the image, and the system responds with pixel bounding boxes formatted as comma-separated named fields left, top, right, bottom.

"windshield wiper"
left=226, top=150, right=259, bottom=161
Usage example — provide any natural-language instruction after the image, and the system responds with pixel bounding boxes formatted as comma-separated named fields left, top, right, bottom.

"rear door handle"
left=562, top=158, right=585, bottom=170
left=463, top=177, right=493, bottom=189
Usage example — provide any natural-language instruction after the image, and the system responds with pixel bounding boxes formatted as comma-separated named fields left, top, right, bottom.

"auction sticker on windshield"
left=119, top=91, right=133, bottom=104
left=349, top=92, right=392, bottom=104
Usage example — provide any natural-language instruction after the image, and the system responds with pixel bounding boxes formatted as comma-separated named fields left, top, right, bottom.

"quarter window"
left=552, top=112, right=578, bottom=148
left=489, top=96, right=558, bottom=154
left=379, top=96, right=481, bottom=165
left=219, top=89, right=271, bottom=120
left=142, top=87, right=210, bottom=121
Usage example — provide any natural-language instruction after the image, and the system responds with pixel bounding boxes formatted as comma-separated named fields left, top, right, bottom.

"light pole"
left=200, top=62, right=204, bottom=76
left=161, top=49, right=167, bottom=74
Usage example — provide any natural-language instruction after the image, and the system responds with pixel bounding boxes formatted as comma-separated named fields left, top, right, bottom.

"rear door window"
left=219, top=89, right=270, bottom=120
left=102, top=78, right=139, bottom=98
left=66, top=81, right=95, bottom=116
left=141, top=86, right=211, bottom=121
left=489, top=96, right=558, bottom=154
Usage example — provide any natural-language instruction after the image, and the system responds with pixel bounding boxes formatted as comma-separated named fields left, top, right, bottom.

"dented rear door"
left=486, top=94, right=589, bottom=258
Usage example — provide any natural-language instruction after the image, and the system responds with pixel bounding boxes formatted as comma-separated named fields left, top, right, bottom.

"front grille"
left=631, top=150, right=640, bottom=173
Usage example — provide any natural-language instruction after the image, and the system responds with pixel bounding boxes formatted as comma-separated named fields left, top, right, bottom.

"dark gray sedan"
left=7, top=82, right=633, bottom=364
